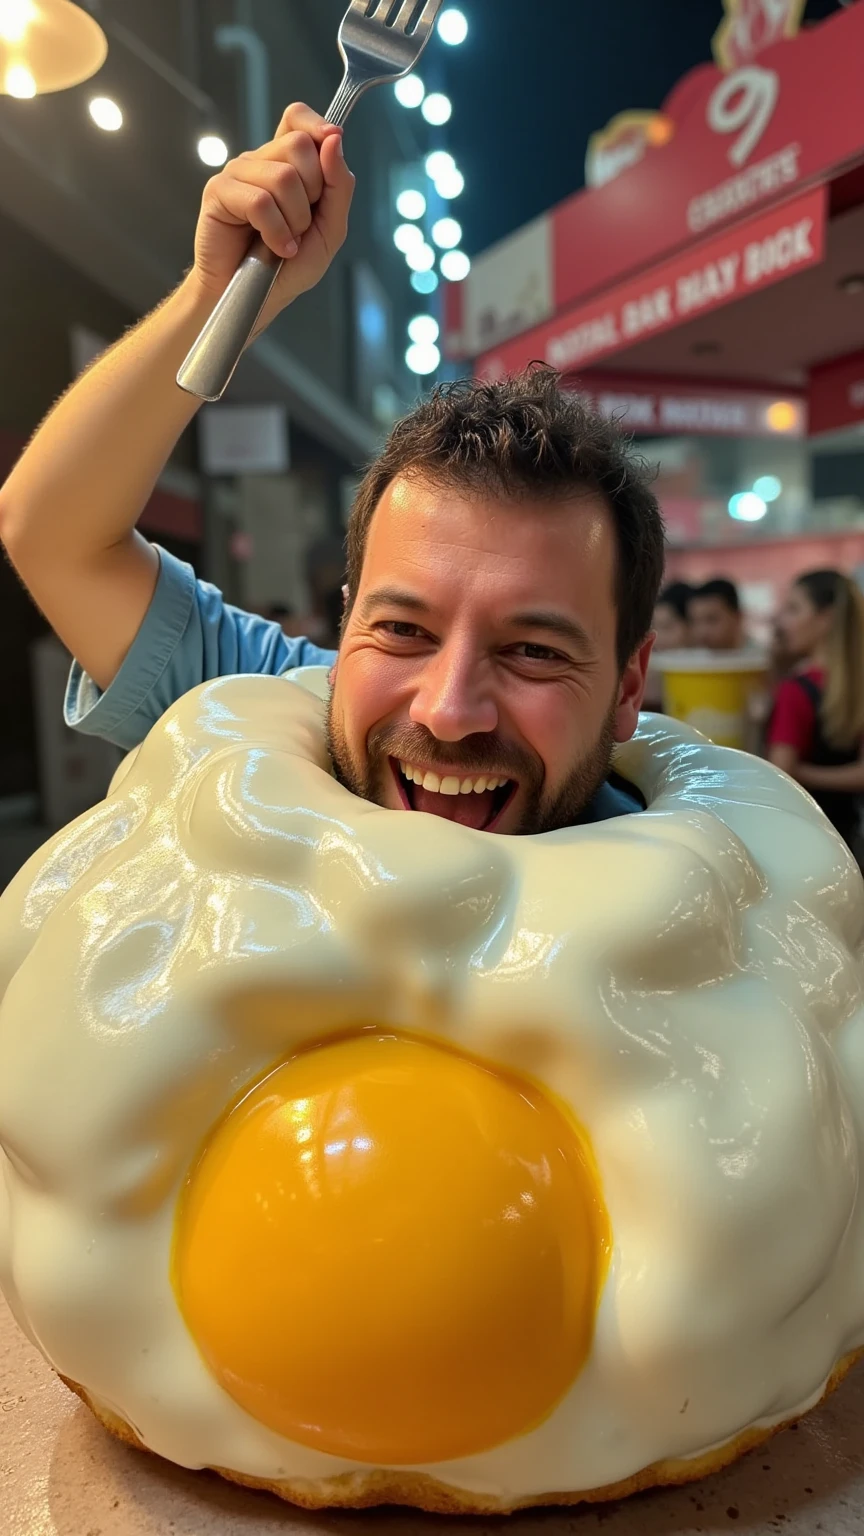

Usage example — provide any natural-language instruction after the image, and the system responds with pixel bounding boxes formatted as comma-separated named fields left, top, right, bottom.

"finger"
left=315, top=134, right=355, bottom=255
left=275, top=101, right=340, bottom=145
left=230, top=159, right=315, bottom=247
left=238, top=131, right=324, bottom=208
left=208, top=177, right=297, bottom=259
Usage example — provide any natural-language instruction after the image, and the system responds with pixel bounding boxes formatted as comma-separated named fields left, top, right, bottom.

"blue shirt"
left=66, top=546, right=641, bottom=823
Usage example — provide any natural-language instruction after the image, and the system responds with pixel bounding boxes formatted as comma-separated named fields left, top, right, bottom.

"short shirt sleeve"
left=64, top=546, right=338, bottom=752
left=766, top=678, right=817, bottom=758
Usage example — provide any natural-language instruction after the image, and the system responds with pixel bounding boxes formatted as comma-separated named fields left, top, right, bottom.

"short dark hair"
left=657, top=581, right=694, bottom=622
left=692, top=578, right=740, bottom=614
left=345, top=366, right=666, bottom=668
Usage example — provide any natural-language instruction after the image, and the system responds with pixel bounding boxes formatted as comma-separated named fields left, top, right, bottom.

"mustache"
left=366, top=722, right=539, bottom=783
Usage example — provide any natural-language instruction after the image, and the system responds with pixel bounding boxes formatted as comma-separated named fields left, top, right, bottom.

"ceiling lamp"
left=88, top=94, right=121, bottom=131
left=411, top=270, right=439, bottom=295
left=0, top=0, right=107, bottom=96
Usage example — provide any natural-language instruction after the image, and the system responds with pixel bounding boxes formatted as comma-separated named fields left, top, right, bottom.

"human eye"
left=508, top=642, right=569, bottom=664
left=375, top=621, right=431, bottom=643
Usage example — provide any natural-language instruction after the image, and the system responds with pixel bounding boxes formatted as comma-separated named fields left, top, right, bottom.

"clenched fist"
left=191, top=103, right=355, bottom=327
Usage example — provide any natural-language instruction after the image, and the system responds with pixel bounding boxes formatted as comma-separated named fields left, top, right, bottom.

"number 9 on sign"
left=708, top=66, right=779, bottom=169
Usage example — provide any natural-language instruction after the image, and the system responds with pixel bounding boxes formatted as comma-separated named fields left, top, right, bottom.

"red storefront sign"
left=809, top=349, right=864, bottom=437
left=477, top=186, right=826, bottom=381
left=575, top=372, right=806, bottom=439
left=446, top=2, right=864, bottom=361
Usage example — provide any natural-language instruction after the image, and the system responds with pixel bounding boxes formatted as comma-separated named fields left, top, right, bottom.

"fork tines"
left=354, top=0, right=442, bottom=35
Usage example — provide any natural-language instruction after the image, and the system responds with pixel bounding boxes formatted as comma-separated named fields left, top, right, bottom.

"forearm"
left=796, top=761, right=864, bottom=793
left=0, top=274, right=213, bottom=565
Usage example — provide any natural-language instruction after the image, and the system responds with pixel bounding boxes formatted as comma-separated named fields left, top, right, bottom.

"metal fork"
left=177, top=0, right=443, bottom=402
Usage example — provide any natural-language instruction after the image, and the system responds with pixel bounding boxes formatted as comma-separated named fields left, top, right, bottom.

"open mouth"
left=391, top=759, right=517, bottom=833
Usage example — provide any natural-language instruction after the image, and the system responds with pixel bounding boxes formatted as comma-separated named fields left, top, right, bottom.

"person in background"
left=653, top=583, right=693, bottom=652
left=688, top=578, right=745, bottom=652
left=643, top=582, right=693, bottom=710
left=767, top=569, right=864, bottom=859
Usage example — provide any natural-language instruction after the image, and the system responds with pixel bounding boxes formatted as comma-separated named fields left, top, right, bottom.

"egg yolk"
left=173, top=1031, right=609, bottom=1465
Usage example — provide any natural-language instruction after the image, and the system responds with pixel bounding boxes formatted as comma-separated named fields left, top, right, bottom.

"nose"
left=409, top=638, right=498, bottom=742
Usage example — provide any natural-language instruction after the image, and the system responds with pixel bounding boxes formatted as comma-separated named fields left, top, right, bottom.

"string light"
left=394, top=74, right=424, bottom=108
left=406, top=341, right=441, bottom=376
left=438, top=8, right=468, bottom=45
left=396, top=189, right=426, bottom=221
left=408, top=315, right=440, bottom=346
left=422, top=92, right=452, bottom=126
left=440, top=250, right=471, bottom=281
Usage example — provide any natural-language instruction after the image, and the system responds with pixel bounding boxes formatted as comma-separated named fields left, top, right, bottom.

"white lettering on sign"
left=621, top=287, right=673, bottom=340
left=546, top=313, right=620, bottom=368
left=677, top=254, right=741, bottom=315
left=851, top=382, right=864, bottom=409
left=659, top=398, right=751, bottom=432
left=687, top=143, right=800, bottom=233
left=707, top=65, right=779, bottom=168
left=743, top=217, right=813, bottom=283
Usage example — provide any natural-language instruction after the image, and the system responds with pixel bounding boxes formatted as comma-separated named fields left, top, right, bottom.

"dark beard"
left=325, top=693, right=619, bottom=837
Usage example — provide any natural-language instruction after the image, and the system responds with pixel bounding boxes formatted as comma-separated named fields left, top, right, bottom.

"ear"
left=614, top=634, right=655, bottom=743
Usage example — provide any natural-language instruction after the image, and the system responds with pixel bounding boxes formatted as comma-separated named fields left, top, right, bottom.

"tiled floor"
left=3, top=1298, right=864, bottom=1536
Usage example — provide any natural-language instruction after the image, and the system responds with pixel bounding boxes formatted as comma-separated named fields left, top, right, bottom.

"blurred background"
left=1, top=0, right=864, bottom=885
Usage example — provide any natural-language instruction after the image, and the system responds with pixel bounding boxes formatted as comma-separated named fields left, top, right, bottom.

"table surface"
left=4, top=1298, right=864, bottom=1536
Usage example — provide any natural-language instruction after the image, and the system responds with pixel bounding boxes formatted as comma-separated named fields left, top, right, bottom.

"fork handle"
left=176, top=240, right=282, bottom=402
left=177, top=74, right=365, bottom=402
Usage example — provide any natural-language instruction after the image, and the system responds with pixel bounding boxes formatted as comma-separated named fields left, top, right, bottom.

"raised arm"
left=0, top=105, right=354, bottom=694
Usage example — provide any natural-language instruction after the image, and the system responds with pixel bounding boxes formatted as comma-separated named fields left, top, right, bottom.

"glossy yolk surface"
left=173, top=1031, right=610, bottom=1465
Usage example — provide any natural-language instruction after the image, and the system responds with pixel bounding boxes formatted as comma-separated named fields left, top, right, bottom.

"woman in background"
left=767, top=569, right=864, bottom=859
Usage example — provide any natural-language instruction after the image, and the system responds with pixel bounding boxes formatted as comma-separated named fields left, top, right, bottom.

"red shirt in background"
left=766, top=667, right=826, bottom=758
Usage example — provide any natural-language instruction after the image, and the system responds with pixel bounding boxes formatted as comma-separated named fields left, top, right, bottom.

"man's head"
left=327, top=367, right=665, bottom=835
left=687, top=579, right=743, bottom=652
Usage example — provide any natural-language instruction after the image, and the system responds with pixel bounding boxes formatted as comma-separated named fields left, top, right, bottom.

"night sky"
left=441, top=0, right=846, bottom=256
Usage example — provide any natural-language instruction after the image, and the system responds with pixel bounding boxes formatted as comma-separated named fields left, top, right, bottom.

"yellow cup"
left=653, top=651, right=768, bottom=750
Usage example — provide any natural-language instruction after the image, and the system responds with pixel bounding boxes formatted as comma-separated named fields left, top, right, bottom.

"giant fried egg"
left=1, top=669, right=863, bottom=1513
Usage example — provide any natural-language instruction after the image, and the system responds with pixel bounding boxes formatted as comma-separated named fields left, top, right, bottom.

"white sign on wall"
left=199, top=404, right=290, bottom=477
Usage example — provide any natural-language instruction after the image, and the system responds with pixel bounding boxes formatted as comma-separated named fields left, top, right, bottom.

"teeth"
left=400, top=762, right=512, bottom=796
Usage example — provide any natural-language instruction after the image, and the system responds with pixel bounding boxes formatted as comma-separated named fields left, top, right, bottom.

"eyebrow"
left=360, top=589, right=594, bottom=655
left=358, top=587, right=430, bottom=621
left=504, top=611, right=595, bottom=654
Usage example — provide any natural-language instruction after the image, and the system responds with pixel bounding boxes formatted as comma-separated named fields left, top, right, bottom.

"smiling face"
left=326, top=476, right=652, bottom=836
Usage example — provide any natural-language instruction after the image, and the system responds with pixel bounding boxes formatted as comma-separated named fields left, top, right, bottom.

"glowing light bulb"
left=198, top=134, right=229, bottom=167
left=89, top=96, right=123, bottom=131
left=5, top=62, right=35, bottom=96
